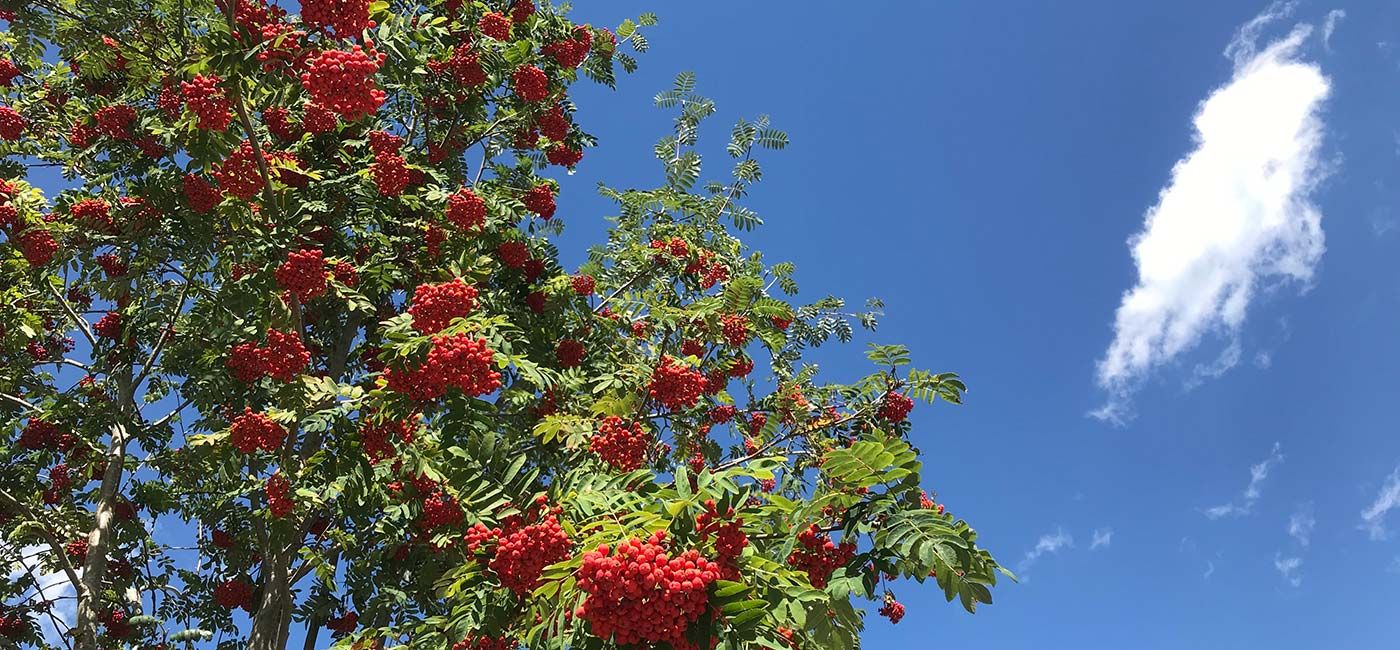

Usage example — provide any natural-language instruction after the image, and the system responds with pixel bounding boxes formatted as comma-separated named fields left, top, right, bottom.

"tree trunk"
left=73, top=423, right=128, bottom=650
left=247, top=548, right=294, bottom=650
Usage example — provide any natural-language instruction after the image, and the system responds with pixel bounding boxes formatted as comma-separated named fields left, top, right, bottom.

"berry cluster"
left=435, top=44, right=486, bottom=88
left=720, top=313, right=749, bottom=347
left=263, top=106, right=298, bottom=141
left=70, top=198, right=113, bottom=232
left=0, top=611, right=28, bottom=640
left=571, top=274, right=595, bottom=296
left=452, top=636, right=514, bottom=650
left=877, top=391, right=913, bottom=423
left=302, top=102, right=338, bottom=133
left=512, top=65, right=549, bottom=102
left=182, top=174, right=221, bottom=214
left=786, top=524, right=855, bottom=589
left=576, top=531, right=720, bottom=650
left=301, top=45, right=386, bottom=120
left=16, top=229, right=58, bottom=267
left=301, top=0, right=372, bottom=38
left=214, top=579, right=254, bottom=611
left=408, top=278, right=478, bottom=333
left=445, top=187, right=487, bottom=230
left=542, top=27, right=593, bottom=68
left=469, top=503, right=573, bottom=595
left=384, top=333, right=501, bottom=401
left=226, top=329, right=310, bottom=383
left=497, top=240, right=530, bottom=268
left=93, top=104, right=137, bottom=140
left=93, top=312, right=122, bottom=339
left=589, top=416, right=649, bottom=471
left=879, top=596, right=905, bottom=624
left=418, top=488, right=464, bottom=533
left=538, top=104, right=570, bottom=141
left=0, top=105, right=24, bottom=141
left=368, top=130, right=409, bottom=196
left=545, top=143, right=582, bottom=167
left=478, top=12, right=511, bottom=40
left=646, top=356, right=707, bottom=411
left=521, top=184, right=555, bottom=219
left=358, top=416, right=415, bottom=464
left=275, top=248, right=328, bottom=301
left=555, top=338, right=586, bottom=368
left=214, top=140, right=272, bottom=200
left=18, top=419, right=62, bottom=451
left=265, top=473, right=293, bottom=518
left=181, top=74, right=232, bottom=131
left=229, top=408, right=286, bottom=454
left=696, top=499, right=748, bottom=578
left=325, top=611, right=358, bottom=635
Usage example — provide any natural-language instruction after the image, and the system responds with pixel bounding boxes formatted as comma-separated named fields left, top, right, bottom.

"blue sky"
left=555, top=1, right=1400, bottom=648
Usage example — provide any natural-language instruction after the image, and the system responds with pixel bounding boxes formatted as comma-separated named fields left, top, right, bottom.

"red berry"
left=408, top=278, right=478, bottom=333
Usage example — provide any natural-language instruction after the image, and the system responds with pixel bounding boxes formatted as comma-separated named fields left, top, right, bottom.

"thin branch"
left=41, top=280, right=97, bottom=348
left=1, top=392, right=39, bottom=412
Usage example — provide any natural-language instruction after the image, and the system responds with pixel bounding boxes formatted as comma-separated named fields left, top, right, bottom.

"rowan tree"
left=0, top=1, right=1010, bottom=649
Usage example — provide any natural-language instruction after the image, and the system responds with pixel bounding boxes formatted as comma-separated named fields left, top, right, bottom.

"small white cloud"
left=1361, top=466, right=1400, bottom=540
left=1274, top=553, right=1304, bottom=587
left=1321, top=9, right=1345, bottom=51
left=1092, top=3, right=1332, bottom=421
left=1253, top=350, right=1273, bottom=368
left=1204, top=443, right=1284, bottom=519
left=1090, top=528, right=1114, bottom=550
left=1203, top=561, right=1216, bottom=579
left=1018, top=528, right=1074, bottom=575
left=1288, top=503, right=1316, bottom=546
left=7, top=545, right=79, bottom=645
left=1185, top=339, right=1243, bottom=391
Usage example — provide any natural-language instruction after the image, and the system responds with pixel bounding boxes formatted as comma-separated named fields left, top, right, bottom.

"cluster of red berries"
left=521, top=184, right=555, bottom=219
left=512, top=65, right=549, bottom=102
left=542, top=27, right=593, bottom=68
left=358, top=415, right=415, bottom=464
left=229, top=408, right=286, bottom=454
left=93, top=104, right=137, bottom=140
left=575, top=531, right=720, bottom=650
left=325, top=611, right=358, bottom=635
left=64, top=539, right=88, bottom=564
left=17, top=419, right=62, bottom=451
left=104, top=610, right=130, bottom=639
left=452, top=636, right=514, bottom=650
left=879, top=596, right=905, bottom=624
left=93, top=312, right=122, bottom=339
left=182, top=174, right=221, bottom=214
left=301, top=45, right=386, bottom=120
left=408, top=278, right=478, bottom=333
left=646, top=356, right=707, bottom=411
left=546, top=143, right=582, bottom=167
left=418, top=489, right=464, bottom=533
left=265, top=473, right=293, bottom=518
left=649, top=236, right=691, bottom=260
left=226, top=329, right=310, bottom=383
left=431, top=44, right=486, bottom=88
left=43, top=463, right=72, bottom=504
left=70, top=198, right=113, bottom=232
left=303, top=102, right=338, bottom=133
left=384, top=333, right=501, bottom=401
left=538, top=104, right=570, bottom=141
left=0, top=106, right=23, bottom=141
left=787, top=524, right=856, bottom=589
left=14, top=226, right=58, bottom=267
left=571, top=273, right=595, bottom=296
left=214, top=578, right=254, bottom=611
left=445, top=187, right=487, bottom=230
left=877, top=391, right=913, bottom=423
left=695, top=499, right=748, bottom=575
left=181, top=75, right=232, bottom=131
left=301, top=0, right=372, bottom=38
left=368, top=130, right=409, bottom=196
left=478, top=12, right=511, bottom=40
left=589, top=416, right=649, bottom=471
left=555, top=338, right=586, bottom=368
left=0, top=611, right=28, bottom=640
left=464, top=499, right=573, bottom=595
left=720, top=314, right=750, bottom=347
left=276, top=248, right=328, bottom=301
left=496, top=240, right=530, bottom=269
left=214, top=140, right=272, bottom=200
left=264, top=106, right=298, bottom=141
left=0, top=59, right=19, bottom=87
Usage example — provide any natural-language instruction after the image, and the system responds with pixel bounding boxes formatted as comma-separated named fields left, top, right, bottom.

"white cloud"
left=1184, top=339, right=1242, bottom=391
left=1288, top=503, right=1316, bottom=546
left=6, top=545, right=79, bottom=645
left=1018, top=528, right=1074, bottom=575
left=1090, top=528, right=1114, bottom=550
left=1321, top=9, right=1345, bottom=51
left=1361, top=466, right=1400, bottom=540
left=1203, top=442, right=1284, bottom=519
left=1092, top=3, right=1331, bottom=422
left=1203, top=561, right=1216, bottom=579
left=1274, top=553, right=1303, bottom=587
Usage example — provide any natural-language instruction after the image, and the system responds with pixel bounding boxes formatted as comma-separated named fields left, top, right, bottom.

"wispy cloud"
left=1090, top=528, right=1114, bottom=550
left=1092, top=2, right=1332, bottom=422
left=1203, top=442, right=1284, bottom=519
left=1321, top=9, right=1345, bottom=51
left=6, top=545, right=79, bottom=645
left=1018, top=528, right=1074, bottom=575
left=1274, top=553, right=1304, bottom=587
left=1361, top=466, right=1400, bottom=540
left=1288, top=503, right=1316, bottom=546
left=1203, top=561, right=1216, bottom=579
